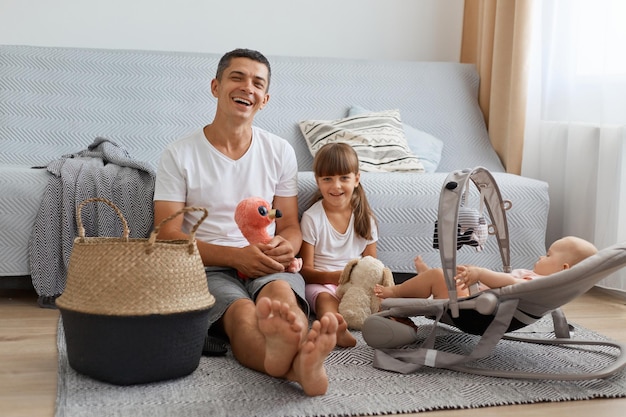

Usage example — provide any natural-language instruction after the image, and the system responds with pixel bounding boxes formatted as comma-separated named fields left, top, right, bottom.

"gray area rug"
left=55, top=316, right=626, bottom=417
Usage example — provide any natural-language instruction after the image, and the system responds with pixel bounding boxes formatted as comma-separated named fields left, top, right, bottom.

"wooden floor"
left=1, top=286, right=625, bottom=417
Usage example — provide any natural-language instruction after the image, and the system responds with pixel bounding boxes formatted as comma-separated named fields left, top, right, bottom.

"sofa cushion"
left=298, top=109, right=425, bottom=173
left=348, top=106, right=444, bottom=173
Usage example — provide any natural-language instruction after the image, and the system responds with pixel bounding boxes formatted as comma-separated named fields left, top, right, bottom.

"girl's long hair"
left=310, top=142, right=377, bottom=240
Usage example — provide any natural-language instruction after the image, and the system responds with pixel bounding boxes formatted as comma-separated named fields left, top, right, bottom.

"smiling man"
left=152, top=49, right=338, bottom=396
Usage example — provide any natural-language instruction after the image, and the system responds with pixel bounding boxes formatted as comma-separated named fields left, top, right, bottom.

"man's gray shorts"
left=204, top=267, right=309, bottom=334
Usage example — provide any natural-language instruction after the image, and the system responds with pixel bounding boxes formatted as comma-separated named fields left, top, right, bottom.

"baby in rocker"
left=375, top=236, right=597, bottom=300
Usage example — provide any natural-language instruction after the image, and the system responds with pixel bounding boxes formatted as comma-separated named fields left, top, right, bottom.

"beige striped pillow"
left=298, top=109, right=425, bottom=173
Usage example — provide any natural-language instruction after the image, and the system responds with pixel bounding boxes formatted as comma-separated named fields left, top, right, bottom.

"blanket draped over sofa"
left=0, top=45, right=550, bottom=298
left=29, top=138, right=155, bottom=306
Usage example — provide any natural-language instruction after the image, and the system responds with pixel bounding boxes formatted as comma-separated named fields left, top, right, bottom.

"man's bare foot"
left=374, top=283, right=395, bottom=299
left=414, top=255, right=429, bottom=274
left=287, top=312, right=338, bottom=396
left=335, top=313, right=357, bottom=347
left=256, top=297, right=304, bottom=377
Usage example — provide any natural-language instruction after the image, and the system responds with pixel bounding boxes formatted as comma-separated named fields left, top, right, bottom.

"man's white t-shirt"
left=153, top=126, right=298, bottom=247
left=300, top=200, right=378, bottom=271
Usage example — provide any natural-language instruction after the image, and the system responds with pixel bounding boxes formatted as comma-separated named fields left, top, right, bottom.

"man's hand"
left=263, top=235, right=299, bottom=271
left=234, top=243, right=287, bottom=279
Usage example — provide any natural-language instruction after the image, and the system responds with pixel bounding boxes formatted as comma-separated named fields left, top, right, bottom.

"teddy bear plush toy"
left=234, top=196, right=302, bottom=278
left=336, top=256, right=394, bottom=330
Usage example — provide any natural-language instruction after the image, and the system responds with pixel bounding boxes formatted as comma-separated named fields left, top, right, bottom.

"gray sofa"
left=0, top=45, right=549, bottom=296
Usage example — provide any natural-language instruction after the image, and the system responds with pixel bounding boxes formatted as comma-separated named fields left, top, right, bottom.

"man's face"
left=211, top=57, right=270, bottom=120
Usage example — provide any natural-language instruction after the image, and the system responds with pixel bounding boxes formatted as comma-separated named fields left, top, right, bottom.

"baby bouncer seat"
left=362, top=167, right=626, bottom=380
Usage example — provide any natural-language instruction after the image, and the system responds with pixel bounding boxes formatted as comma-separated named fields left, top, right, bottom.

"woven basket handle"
left=76, top=197, right=130, bottom=242
left=149, top=206, right=209, bottom=254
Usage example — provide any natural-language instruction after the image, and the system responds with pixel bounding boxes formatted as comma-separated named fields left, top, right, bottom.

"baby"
left=375, top=236, right=598, bottom=300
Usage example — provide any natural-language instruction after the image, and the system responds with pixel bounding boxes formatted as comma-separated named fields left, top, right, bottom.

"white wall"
left=0, top=0, right=464, bottom=62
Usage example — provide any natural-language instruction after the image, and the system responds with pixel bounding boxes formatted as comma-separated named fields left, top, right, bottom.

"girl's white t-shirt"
left=301, top=200, right=378, bottom=271
left=153, top=126, right=298, bottom=247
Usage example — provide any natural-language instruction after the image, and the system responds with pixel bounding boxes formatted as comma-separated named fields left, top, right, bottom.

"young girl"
left=300, top=142, right=378, bottom=347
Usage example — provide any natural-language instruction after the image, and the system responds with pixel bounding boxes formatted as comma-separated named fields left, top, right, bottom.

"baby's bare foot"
left=334, top=313, right=356, bottom=347
left=287, top=312, right=338, bottom=396
left=414, top=255, right=429, bottom=274
left=256, top=297, right=304, bottom=377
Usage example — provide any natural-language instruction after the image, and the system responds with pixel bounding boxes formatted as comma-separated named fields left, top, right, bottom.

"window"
left=541, top=0, right=626, bottom=124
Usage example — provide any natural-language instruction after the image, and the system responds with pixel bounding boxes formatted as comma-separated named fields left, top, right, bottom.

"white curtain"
left=522, top=0, right=626, bottom=293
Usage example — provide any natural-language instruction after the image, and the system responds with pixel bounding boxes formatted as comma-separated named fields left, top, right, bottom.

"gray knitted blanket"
left=29, top=138, right=156, bottom=307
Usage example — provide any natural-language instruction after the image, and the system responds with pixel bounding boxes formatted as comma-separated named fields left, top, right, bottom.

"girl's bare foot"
left=287, top=312, right=338, bottom=396
left=256, top=297, right=304, bottom=377
left=374, top=283, right=395, bottom=299
left=414, top=255, right=429, bottom=274
left=334, top=313, right=357, bottom=347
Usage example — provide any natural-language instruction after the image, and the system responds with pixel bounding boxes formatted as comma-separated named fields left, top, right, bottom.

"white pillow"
left=298, top=109, right=424, bottom=173
left=348, top=106, right=444, bottom=173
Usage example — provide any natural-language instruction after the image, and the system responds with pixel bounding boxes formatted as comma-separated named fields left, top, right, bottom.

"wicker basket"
left=56, top=198, right=215, bottom=385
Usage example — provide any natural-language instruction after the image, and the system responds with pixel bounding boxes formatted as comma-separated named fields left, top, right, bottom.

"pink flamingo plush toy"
left=234, top=197, right=302, bottom=278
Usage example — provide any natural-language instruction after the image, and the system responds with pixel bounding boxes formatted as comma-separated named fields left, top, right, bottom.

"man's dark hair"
left=215, top=48, right=272, bottom=92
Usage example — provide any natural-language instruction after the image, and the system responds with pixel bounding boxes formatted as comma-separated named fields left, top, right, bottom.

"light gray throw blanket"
left=29, top=138, right=156, bottom=307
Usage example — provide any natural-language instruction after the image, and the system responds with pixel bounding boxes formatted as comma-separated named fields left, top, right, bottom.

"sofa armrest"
left=0, top=165, right=49, bottom=276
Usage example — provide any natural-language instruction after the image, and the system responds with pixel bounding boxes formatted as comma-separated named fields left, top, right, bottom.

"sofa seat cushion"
left=297, top=171, right=550, bottom=274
